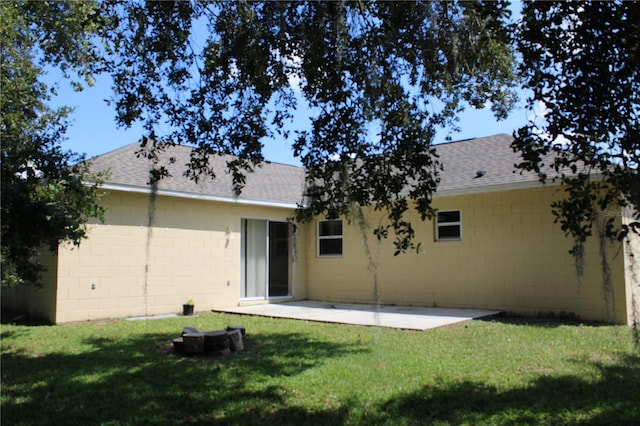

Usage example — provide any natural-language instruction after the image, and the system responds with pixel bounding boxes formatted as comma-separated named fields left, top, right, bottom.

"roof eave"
left=99, top=183, right=302, bottom=210
left=433, top=179, right=553, bottom=198
left=99, top=178, right=556, bottom=211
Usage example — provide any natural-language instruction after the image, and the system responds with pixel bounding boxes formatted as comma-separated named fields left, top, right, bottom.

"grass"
left=1, top=312, right=638, bottom=425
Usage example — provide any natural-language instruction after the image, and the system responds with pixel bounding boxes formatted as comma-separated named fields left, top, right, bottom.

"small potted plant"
left=182, top=299, right=194, bottom=316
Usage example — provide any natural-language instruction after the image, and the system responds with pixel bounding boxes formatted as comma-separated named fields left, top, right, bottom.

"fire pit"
left=172, top=325, right=245, bottom=356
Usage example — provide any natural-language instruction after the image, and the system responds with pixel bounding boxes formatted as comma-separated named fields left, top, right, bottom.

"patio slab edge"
left=213, top=301, right=501, bottom=331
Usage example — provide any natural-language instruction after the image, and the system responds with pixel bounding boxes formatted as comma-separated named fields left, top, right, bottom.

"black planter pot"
left=182, top=304, right=194, bottom=316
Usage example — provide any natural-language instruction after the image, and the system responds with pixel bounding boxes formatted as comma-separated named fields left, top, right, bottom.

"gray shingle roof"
left=90, top=134, right=544, bottom=205
left=90, top=143, right=306, bottom=206
left=434, top=133, right=545, bottom=195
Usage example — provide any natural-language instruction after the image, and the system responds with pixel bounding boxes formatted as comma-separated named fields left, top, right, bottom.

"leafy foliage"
left=1, top=0, right=519, bottom=286
left=513, top=1, right=640, bottom=257
left=99, top=0, right=518, bottom=254
left=0, top=1, right=106, bottom=287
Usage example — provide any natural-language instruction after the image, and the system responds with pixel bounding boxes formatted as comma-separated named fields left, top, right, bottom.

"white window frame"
left=435, top=210, right=462, bottom=241
left=317, top=219, right=343, bottom=257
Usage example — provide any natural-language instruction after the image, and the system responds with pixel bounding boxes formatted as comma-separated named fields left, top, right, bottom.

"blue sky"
left=51, top=1, right=529, bottom=167
left=53, top=71, right=532, bottom=167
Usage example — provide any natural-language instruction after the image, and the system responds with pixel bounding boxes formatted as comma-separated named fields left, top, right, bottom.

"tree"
left=99, top=0, right=518, bottom=254
left=513, top=1, right=639, bottom=264
left=1, top=1, right=106, bottom=287
left=1, top=0, right=519, bottom=288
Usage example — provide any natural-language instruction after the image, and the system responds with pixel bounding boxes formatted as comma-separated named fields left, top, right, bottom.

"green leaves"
left=1, top=1, right=107, bottom=287
left=98, top=0, right=518, bottom=254
left=513, top=0, right=640, bottom=258
left=2, top=0, right=520, bottom=274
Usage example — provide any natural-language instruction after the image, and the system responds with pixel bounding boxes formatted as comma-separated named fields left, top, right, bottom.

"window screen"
left=318, top=220, right=343, bottom=256
left=436, top=210, right=461, bottom=241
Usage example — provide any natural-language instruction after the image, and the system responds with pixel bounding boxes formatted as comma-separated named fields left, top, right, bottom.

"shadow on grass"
left=1, top=330, right=366, bottom=425
left=479, top=313, right=615, bottom=328
left=366, top=354, right=640, bottom=425
left=4, top=321, right=639, bottom=425
left=1, top=309, right=54, bottom=327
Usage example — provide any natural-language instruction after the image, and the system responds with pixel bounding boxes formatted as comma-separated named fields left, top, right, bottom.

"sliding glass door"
left=240, top=219, right=290, bottom=299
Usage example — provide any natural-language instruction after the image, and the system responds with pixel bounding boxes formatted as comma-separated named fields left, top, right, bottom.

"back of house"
left=3, top=134, right=637, bottom=325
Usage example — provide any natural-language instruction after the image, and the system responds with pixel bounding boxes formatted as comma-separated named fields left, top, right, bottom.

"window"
left=436, top=210, right=461, bottom=241
left=318, top=220, right=343, bottom=256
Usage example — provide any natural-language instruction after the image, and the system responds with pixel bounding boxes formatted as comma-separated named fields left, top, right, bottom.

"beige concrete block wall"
left=305, top=186, right=628, bottom=323
left=623, top=204, right=640, bottom=327
left=54, top=191, right=306, bottom=323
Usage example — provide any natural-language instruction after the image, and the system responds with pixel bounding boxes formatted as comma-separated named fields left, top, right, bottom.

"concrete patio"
left=214, top=300, right=500, bottom=331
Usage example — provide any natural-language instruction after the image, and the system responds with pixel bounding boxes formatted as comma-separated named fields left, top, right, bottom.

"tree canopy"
left=1, top=1, right=106, bottom=287
left=3, top=0, right=521, bottom=286
left=4, top=0, right=638, bottom=288
left=513, top=0, right=639, bottom=260
left=99, top=0, right=518, bottom=254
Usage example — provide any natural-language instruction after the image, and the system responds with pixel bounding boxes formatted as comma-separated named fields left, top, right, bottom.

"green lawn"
left=1, top=312, right=638, bottom=425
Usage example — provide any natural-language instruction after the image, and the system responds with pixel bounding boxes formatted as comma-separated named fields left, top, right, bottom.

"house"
left=3, top=134, right=638, bottom=325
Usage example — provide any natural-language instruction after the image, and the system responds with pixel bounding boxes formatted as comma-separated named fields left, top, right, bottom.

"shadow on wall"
left=93, top=190, right=240, bottom=233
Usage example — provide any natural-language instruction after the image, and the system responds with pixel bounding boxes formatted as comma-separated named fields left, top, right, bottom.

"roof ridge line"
left=434, top=133, right=512, bottom=146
